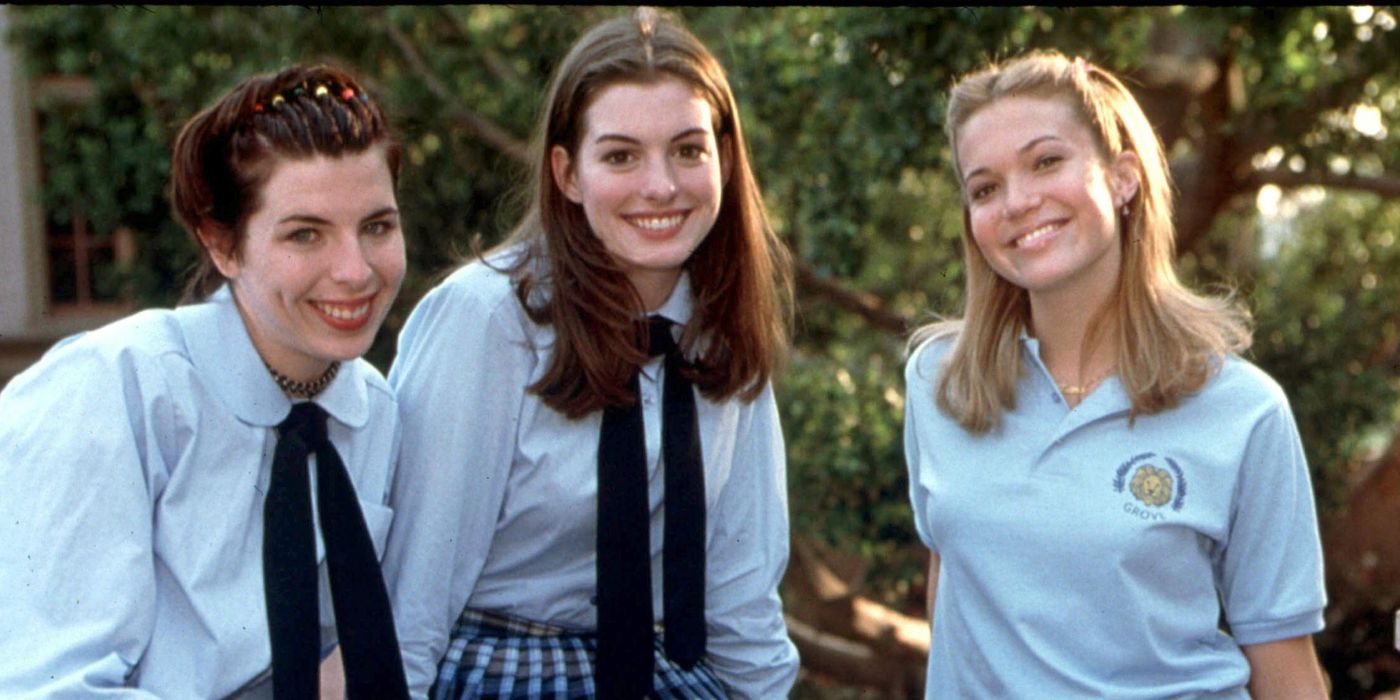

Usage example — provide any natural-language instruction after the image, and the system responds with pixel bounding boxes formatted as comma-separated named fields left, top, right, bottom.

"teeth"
left=1015, top=223, right=1058, bottom=248
left=314, top=302, right=370, bottom=321
left=631, top=214, right=684, bottom=230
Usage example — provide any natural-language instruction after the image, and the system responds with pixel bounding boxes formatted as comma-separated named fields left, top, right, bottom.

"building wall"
left=0, top=5, right=43, bottom=340
left=0, top=6, right=123, bottom=387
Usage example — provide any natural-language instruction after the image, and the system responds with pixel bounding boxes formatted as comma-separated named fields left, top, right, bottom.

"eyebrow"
left=962, top=134, right=1065, bottom=183
left=277, top=206, right=398, bottom=226
left=594, top=127, right=710, bottom=145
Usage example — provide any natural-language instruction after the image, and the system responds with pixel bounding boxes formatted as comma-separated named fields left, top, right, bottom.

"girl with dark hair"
left=904, top=51, right=1327, bottom=697
left=384, top=7, right=798, bottom=699
left=0, top=64, right=410, bottom=698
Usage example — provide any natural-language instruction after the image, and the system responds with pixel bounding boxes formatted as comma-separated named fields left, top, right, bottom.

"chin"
left=318, top=338, right=375, bottom=364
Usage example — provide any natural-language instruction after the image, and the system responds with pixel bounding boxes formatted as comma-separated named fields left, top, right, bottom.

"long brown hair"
left=170, top=64, right=401, bottom=302
left=498, top=7, right=792, bottom=419
left=913, top=50, right=1250, bottom=433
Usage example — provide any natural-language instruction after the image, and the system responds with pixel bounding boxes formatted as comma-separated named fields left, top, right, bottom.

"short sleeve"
left=1217, top=402, right=1327, bottom=645
left=903, top=340, right=939, bottom=550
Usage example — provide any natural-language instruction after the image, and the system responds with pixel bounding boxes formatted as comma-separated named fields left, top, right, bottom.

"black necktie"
left=596, top=316, right=707, bottom=699
left=263, top=402, right=409, bottom=699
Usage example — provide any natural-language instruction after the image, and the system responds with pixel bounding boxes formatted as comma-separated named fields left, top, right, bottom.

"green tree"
left=9, top=6, right=1398, bottom=696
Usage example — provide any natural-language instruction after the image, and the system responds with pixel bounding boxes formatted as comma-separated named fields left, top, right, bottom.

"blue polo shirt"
left=904, top=334, right=1325, bottom=698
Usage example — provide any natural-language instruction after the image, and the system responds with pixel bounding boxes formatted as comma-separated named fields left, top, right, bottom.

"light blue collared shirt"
left=0, top=287, right=400, bottom=699
left=904, top=333, right=1326, bottom=698
left=383, top=251, right=799, bottom=699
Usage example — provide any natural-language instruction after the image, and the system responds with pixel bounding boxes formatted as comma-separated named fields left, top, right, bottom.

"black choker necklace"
left=264, top=360, right=340, bottom=399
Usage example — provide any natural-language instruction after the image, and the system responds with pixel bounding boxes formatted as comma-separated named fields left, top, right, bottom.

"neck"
left=229, top=288, right=333, bottom=383
left=629, top=268, right=682, bottom=312
left=1028, top=288, right=1118, bottom=386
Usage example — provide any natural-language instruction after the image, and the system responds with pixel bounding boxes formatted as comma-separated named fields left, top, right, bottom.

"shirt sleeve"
left=382, top=271, right=533, bottom=699
left=903, top=341, right=936, bottom=550
left=701, top=381, right=801, bottom=699
left=1218, top=401, right=1327, bottom=645
left=0, top=341, right=165, bottom=698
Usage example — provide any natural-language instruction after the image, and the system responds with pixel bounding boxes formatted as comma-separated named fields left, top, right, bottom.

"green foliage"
left=8, top=7, right=1399, bottom=625
left=1248, top=194, right=1400, bottom=511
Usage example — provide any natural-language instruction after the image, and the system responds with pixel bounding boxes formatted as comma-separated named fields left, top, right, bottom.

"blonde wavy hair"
left=913, top=50, right=1251, bottom=433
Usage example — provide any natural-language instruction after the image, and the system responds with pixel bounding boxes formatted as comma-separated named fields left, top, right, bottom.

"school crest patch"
left=1113, top=452, right=1187, bottom=513
left=1130, top=465, right=1173, bottom=507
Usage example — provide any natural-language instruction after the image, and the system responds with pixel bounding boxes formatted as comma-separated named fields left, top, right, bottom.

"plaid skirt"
left=431, top=608, right=729, bottom=700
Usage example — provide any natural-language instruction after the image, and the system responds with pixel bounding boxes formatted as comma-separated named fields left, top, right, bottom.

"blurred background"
left=0, top=6, right=1395, bottom=698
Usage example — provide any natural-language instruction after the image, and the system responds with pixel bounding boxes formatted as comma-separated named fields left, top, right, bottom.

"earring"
left=1120, top=203, right=1130, bottom=219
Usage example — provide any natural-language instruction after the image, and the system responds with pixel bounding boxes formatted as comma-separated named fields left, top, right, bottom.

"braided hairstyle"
left=170, top=64, right=400, bottom=302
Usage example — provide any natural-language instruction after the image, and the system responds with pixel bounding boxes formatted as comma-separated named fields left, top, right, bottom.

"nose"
left=1002, top=176, right=1041, bottom=220
left=640, top=156, right=678, bottom=202
left=328, top=232, right=374, bottom=288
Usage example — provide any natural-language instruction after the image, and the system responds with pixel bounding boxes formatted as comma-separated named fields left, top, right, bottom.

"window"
left=33, top=73, right=138, bottom=315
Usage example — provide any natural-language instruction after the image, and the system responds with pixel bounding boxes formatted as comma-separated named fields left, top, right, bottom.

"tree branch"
left=783, top=536, right=928, bottom=695
left=383, top=19, right=529, bottom=164
left=1241, top=168, right=1400, bottom=199
left=387, top=20, right=906, bottom=336
left=432, top=7, right=522, bottom=86
left=794, top=259, right=911, bottom=335
left=785, top=616, right=922, bottom=696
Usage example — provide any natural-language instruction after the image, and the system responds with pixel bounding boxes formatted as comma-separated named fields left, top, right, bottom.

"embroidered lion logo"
left=1130, top=465, right=1173, bottom=507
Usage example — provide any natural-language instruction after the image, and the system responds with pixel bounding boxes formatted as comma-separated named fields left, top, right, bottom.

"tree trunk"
left=1323, top=432, right=1400, bottom=616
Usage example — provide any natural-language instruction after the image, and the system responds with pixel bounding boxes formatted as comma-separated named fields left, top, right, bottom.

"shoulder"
left=1195, top=354, right=1292, bottom=418
left=905, top=323, right=960, bottom=389
left=27, top=308, right=187, bottom=382
left=416, top=246, right=532, bottom=325
left=0, top=308, right=189, bottom=426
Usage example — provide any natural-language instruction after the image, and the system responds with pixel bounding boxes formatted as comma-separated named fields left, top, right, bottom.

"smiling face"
left=956, top=95, right=1140, bottom=309
left=551, top=77, right=728, bottom=310
left=206, top=145, right=405, bottom=381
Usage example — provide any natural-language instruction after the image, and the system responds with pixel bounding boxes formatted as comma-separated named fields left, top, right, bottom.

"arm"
left=382, top=271, right=531, bottom=699
left=925, top=553, right=940, bottom=624
left=904, top=342, right=940, bottom=624
left=701, top=382, right=800, bottom=699
left=1242, top=635, right=1327, bottom=699
left=901, top=344, right=946, bottom=644
left=0, top=343, right=163, bottom=698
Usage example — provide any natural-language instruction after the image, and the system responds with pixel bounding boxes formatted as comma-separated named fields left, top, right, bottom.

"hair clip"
left=253, top=102, right=266, bottom=114
left=314, top=84, right=329, bottom=99
left=293, top=86, right=306, bottom=97
left=357, top=93, right=369, bottom=104
left=271, top=94, right=286, bottom=109
left=340, top=87, right=356, bottom=102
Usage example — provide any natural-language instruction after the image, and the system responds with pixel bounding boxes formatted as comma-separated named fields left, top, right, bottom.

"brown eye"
left=363, top=220, right=395, bottom=237
left=286, top=228, right=318, bottom=244
left=676, top=143, right=707, bottom=161
left=602, top=150, right=636, bottom=166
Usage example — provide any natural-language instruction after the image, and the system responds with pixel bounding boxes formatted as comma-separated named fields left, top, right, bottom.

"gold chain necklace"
left=1057, top=367, right=1115, bottom=400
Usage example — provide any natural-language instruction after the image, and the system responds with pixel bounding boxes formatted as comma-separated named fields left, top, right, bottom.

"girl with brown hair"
left=0, top=64, right=409, bottom=698
left=904, top=50, right=1328, bottom=697
left=384, top=7, right=798, bottom=699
